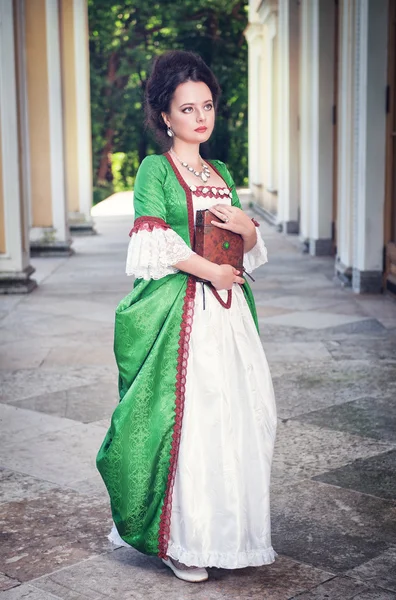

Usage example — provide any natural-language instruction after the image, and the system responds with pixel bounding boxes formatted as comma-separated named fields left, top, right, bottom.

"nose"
left=196, top=108, right=206, bottom=122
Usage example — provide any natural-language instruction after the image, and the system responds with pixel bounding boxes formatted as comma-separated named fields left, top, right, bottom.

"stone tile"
left=0, top=584, right=62, bottom=599
left=33, top=547, right=334, bottom=600
left=270, top=479, right=396, bottom=573
left=0, top=341, right=50, bottom=370
left=41, top=343, right=116, bottom=369
left=323, top=337, right=396, bottom=362
left=262, top=310, right=371, bottom=330
left=289, top=575, right=396, bottom=599
left=23, top=298, right=115, bottom=325
left=0, top=468, right=59, bottom=505
left=255, top=305, right=295, bottom=318
left=310, top=301, right=369, bottom=317
left=0, top=573, right=20, bottom=593
left=346, top=546, right=396, bottom=592
left=0, top=366, right=113, bottom=404
left=294, top=396, right=396, bottom=443
left=355, top=298, right=396, bottom=320
left=272, top=420, right=395, bottom=486
left=262, top=342, right=332, bottom=363
left=313, top=450, right=396, bottom=501
left=0, top=488, right=112, bottom=583
left=0, top=404, right=77, bottom=440
left=66, top=474, right=109, bottom=499
left=272, top=362, right=396, bottom=419
left=90, top=419, right=110, bottom=429
left=7, top=381, right=118, bottom=423
left=0, top=311, right=106, bottom=344
left=256, top=294, right=343, bottom=312
left=0, top=423, right=105, bottom=486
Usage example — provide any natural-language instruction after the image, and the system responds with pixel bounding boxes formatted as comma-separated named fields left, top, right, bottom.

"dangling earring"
left=167, top=126, right=174, bottom=138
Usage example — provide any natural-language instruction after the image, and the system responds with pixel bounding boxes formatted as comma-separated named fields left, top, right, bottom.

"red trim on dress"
left=251, top=218, right=260, bottom=228
left=129, top=216, right=170, bottom=236
left=158, top=276, right=195, bottom=559
left=193, top=187, right=232, bottom=199
left=157, top=152, right=197, bottom=559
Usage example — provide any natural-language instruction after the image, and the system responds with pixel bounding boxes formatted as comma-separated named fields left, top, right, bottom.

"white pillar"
left=336, top=0, right=355, bottom=282
left=299, top=0, right=312, bottom=244
left=26, top=0, right=72, bottom=256
left=62, top=0, right=95, bottom=233
left=264, top=15, right=277, bottom=193
left=352, top=0, right=388, bottom=293
left=299, top=0, right=335, bottom=255
left=246, top=23, right=264, bottom=193
left=0, top=0, right=36, bottom=292
left=277, top=0, right=299, bottom=234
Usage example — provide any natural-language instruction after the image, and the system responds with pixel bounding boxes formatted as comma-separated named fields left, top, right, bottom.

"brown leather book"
left=194, top=209, right=244, bottom=271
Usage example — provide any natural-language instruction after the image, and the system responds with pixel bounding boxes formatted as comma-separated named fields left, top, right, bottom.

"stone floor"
left=1, top=207, right=396, bottom=599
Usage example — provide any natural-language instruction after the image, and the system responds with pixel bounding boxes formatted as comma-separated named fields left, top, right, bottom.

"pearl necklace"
left=170, top=149, right=211, bottom=183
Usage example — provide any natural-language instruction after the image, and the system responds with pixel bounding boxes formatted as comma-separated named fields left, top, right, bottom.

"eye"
left=182, top=106, right=193, bottom=114
left=204, top=103, right=213, bottom=111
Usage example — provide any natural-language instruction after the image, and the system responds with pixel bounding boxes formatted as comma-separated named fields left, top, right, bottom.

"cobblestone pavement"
left=1, top=208, right=396, bottom=599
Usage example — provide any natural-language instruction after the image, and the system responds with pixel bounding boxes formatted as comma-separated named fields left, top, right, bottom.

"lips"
left=195, top=127, right=208, bottom=133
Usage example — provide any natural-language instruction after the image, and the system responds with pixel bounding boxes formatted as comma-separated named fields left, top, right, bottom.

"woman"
left=96, top=50, right=278, bottom=583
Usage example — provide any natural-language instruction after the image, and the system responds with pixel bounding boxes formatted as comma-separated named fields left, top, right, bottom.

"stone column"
left=335, top=0, right=355, bottom=285
left=352, top=0, right=388, bottom=293
left=60, top=0, right=95, bottom=235
left=277, top=0, right=299, bottom=235
left=0, top=0, right=36, bottom=293
left=25, top=0, right=73, bottom=256
left=299, top=0, right=335, bottom=255
left=245, top=22, right=265, bottom=202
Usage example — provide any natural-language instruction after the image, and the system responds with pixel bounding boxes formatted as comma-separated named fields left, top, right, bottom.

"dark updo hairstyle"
left=145, top=50, right=221, bottom=149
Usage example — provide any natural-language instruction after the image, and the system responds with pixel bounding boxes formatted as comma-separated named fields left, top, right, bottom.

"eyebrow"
left=179, top=99, right=213, bottom=108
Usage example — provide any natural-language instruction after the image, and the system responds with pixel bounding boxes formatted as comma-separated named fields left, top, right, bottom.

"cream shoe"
left=162, top=557, right=208, bottom=582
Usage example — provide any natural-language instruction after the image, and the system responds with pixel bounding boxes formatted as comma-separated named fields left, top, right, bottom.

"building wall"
left=246, top=0, right=391, bottom=293
left=0, top=0, right=93, bottom=293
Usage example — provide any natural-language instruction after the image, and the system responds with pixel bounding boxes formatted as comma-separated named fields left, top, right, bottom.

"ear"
left=161, top=112, right=170, bottom=128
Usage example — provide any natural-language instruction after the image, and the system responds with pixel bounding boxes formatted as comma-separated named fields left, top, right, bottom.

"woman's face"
left=162, top=80, right=215, bottom=144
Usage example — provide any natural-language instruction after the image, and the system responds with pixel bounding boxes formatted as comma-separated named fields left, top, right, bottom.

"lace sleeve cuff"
left=243, top=227, right=268, bottom=274
left=126, top=218, right=194, bottom=280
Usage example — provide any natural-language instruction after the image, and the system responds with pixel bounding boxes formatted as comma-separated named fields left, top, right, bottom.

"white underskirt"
left=166, top=282, right=278, bottom=569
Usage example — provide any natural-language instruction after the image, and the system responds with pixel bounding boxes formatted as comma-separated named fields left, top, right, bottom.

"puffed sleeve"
left=126, top=156, right=194, bottom=280
left=212, top=160, right=268, bottom=273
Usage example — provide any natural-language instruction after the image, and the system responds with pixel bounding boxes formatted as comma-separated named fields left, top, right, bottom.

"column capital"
left=244, top=22, right=264, bottom=44
left=257, top=0, right=278, bottom=25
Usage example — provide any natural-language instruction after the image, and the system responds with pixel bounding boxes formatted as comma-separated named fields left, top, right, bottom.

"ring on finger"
left=223, top=216, right=229, bottom=223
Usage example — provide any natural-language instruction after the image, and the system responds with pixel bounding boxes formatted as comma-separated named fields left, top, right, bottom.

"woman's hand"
left=210, top=264, right=245, bottom=290
left=209, top=205, right=256, bottom=238
left=209, top=205, right=258, bottom=253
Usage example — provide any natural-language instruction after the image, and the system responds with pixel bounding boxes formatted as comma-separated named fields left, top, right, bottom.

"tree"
left=88, top=0, right=248, bottom=197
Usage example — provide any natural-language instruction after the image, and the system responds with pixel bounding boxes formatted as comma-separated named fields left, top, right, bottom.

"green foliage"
left=88, top=0, right=248, bottom=191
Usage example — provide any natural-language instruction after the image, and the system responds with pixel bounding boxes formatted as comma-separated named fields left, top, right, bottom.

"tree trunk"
left=97, top=128, right=115, bottom=184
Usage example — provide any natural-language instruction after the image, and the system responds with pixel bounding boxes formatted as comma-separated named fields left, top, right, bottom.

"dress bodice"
left=190, top=185, right=232, bottom=223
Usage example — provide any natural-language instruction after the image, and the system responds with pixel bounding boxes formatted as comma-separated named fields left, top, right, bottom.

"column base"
left=352, top=268, right=383, bottom=294
left=68, top=213, right=97, bottom=236
left=30, top=240, right=74, bottom=257
left=335, top=261, right=352, bottom=287
left=252, top=203, right=277, bottom=226
left=282, top=220, right=299, bottom=234
left=0, top=264, right=37, bottom=294
left=309, top=238, right=333, bottom=256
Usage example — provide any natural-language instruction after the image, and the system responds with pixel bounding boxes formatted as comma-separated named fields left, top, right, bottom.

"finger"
left=232, top=268, right=240, bottom=274
left=211, top=204, right=231, bottom=214
left=234, top=277, right=245, bottom=284
left=210, top=207, right=229, bottom=221
left=211, top=220, right=228, bottom=228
